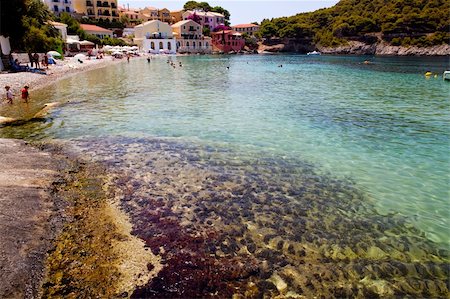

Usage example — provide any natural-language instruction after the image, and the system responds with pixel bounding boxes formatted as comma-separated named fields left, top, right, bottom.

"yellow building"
left=73, top=0, right=119, bottom=21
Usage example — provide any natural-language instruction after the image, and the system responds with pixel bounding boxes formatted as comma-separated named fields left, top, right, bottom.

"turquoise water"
left=2, top=54, right=448, bottom=243
left=1, top=54, right=449, bottom=296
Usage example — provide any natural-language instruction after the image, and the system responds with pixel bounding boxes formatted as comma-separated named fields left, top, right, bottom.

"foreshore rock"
left=319, top=41, right=450, bottom=56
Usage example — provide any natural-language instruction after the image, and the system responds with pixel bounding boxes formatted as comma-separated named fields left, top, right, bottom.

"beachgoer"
left=44, top=55, right=49, bottom=69
left=21, top=86, right=29, bottom=103
left=127, top=55, right=130, bottom=63
left=5, top=86, right=13, bottom=104
left=28, top=52, right=34, bottom=68
left=33, top=53, right=40, bottom=69
left=147, top=57, right=151, bottom=63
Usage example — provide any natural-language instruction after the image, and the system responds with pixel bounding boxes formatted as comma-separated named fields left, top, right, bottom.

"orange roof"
left=211, top=30, right=234, bottom=35
left=232, top=24, right=259, bottom=28
left=80, top=24, right=112, bottom=33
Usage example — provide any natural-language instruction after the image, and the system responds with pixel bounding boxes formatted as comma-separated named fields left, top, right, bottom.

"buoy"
left=425, top=72, right=432, bottom=76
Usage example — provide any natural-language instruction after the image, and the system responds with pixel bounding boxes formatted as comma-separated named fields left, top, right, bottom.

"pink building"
left=211, top=30, right=245, bottom=53
left=182, top=10, right=225, bottom=31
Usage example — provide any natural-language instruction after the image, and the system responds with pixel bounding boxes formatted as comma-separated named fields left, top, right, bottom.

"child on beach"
left=21, top=86, right=29, bottom=103
left=4, top=86, right=13, bottom=104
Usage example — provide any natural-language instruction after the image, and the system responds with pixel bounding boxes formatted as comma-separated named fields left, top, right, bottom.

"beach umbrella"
left=73, top=53, right=86, bottom=60
left=47, top=51, right=61, bottom=57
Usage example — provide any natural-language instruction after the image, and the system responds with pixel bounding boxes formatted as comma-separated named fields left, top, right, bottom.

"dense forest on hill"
left=257, top=0, right=450, bottom=47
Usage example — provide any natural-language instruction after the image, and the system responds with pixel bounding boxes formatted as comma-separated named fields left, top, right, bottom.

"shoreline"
left=0, top=56, right=125, bottom=97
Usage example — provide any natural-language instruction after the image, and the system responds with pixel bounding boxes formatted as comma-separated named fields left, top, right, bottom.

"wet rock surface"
left=0, top=139, right=67, bottom=299
left=71, top=136, right=449, bottom=298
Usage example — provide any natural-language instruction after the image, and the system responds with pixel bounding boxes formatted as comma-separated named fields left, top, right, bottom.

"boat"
left=443, top=71, right=450, bottom=81
left=307, top=51, right=321, bottom=56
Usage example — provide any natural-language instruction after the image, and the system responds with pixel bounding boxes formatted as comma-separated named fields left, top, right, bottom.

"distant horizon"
left=117, top=1, right=339, bottom=25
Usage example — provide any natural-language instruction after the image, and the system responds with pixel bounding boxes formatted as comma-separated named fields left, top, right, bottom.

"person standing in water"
left=21, top=86, right=29, bottom=103
left=4, top=86, right=13, bottom=104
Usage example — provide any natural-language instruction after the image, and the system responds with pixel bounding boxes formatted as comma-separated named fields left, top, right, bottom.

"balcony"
left=86, top=1, right=93, bottom=6
left=111, top=3, right=116, bottom=8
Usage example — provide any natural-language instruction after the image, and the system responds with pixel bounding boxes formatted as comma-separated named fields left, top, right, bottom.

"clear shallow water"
left=1, top=54, right=449, bottom=297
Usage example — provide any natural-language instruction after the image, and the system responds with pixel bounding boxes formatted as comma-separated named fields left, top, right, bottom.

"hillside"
left=257, top=0, right=450, bottom=52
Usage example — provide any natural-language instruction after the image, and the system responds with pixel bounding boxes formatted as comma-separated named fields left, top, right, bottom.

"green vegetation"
left=1, top=0, right=63, bottom=52
left=257, top=0, right=450, bottom=47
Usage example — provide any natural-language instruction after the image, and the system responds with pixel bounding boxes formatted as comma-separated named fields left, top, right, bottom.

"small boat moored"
left=307, top=51, right=321, bottom=56
left=443, top=71, right=450, bottom=81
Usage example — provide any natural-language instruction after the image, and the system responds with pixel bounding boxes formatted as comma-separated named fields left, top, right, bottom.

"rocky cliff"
left=258, top=39, right=450, bottom=56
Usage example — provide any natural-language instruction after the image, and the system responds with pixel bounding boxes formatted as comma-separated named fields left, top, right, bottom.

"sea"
left=1, top=54, right=449, bottom=297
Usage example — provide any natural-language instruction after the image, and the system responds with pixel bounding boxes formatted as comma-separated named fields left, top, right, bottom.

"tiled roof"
left=80, top=24, right=112, bottom=33
left=232, top=24, right=259, bottom=28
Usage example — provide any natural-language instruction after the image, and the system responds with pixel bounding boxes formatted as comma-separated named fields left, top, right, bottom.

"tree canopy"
left=257, top=0, right=450, bottom=47
left=1, top=0, right=63, bottom=52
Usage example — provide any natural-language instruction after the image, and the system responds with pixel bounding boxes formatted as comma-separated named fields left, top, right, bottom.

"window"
left=206, top=42, right=208, bottom=47
left=186, top=42, right=189, bottom=47
left=168, top=42, right=171, bottom=50
left=159, top=41, right=163, bottom=49
left=193, top=41, right=195, bottom=48
left=183, top=26, right=185, bottom=29
left=54, top=5, right=58, bottom=12
left=199, top=42, right=202, bottom=47
left=150, top=42, right=155, bottom=49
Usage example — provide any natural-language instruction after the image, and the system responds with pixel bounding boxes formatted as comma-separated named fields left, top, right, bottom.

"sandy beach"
left=0, top=55, right=125, bottom=99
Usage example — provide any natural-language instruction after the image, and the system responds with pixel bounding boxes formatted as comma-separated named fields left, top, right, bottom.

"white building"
left=49, top=21, right=68, bottom=41
left=42, top=0, right=74, bottom=15
left=134, top=20, right=176, bottom=54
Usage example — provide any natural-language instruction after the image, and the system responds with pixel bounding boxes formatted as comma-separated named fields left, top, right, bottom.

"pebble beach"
left=0, top=55, right=123, bottom=99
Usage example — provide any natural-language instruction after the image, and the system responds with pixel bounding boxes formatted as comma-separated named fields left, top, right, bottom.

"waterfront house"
left=80, top=24, right=113, bottom=39
left=134, top=20, right=176, bottom=54
left=171, top=20, right=212, bottom=54
left=211, top=30, right=245, bottom=53
left=182, top=10, right=225, bottom=31
left=231, top=24, right=260, bottom=36
left=43, top=0, right=74, bottom=15
left=73, top=0, right=119, bottom=21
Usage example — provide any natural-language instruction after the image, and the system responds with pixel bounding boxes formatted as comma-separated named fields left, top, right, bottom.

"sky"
left=118, top=1, right=339, bottom=25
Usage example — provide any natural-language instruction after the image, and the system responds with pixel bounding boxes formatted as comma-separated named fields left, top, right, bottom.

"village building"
left=134, top=20, right=176, bottom=54
left=49, top=21, right=68, bottom=41
left=182, top=10, right=225, bottom=31
left=119, top=7, right=141, bottom=26
left=42, top=0, right=74, bottom=15
left=171, top=20, right=211, bottom=54
left=211, top=30, right=245, bottom=53
left=73, top=0, right=119, bottom=21
left=231, top=23, right=260, bottom=36
left=170, top=10, right=184, bottom=24
left=80, top=24, right=113, bottom=39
